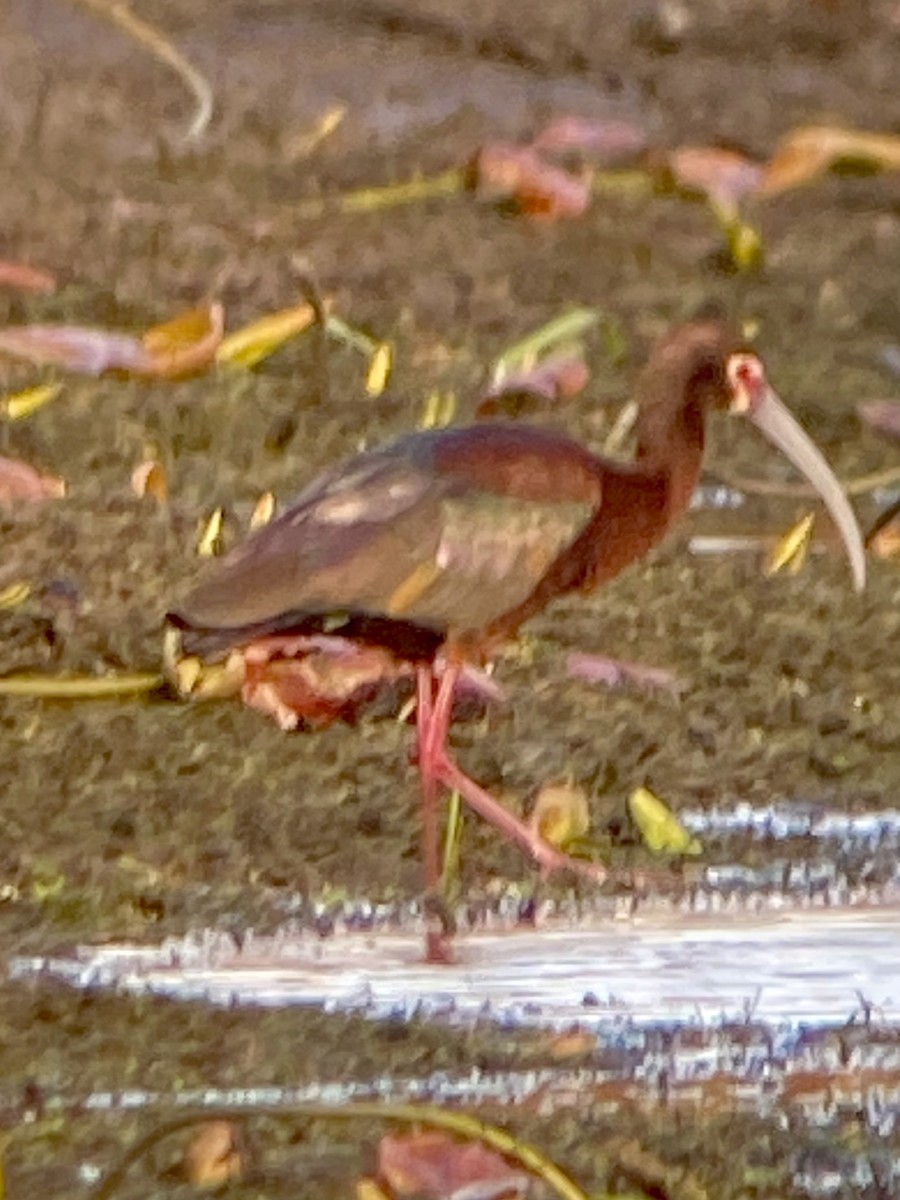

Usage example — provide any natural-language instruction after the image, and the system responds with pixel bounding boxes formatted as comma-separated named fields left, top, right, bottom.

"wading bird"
left=168, top=321, right=866, bottom=960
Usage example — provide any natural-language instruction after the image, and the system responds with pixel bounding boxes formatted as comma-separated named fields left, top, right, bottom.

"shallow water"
left=15, top=904, right=900, bottom=1026
left=14, top=804, right=900, bottom=1024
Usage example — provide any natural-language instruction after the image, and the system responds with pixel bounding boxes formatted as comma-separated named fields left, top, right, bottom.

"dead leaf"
left=494, top=309, right=599, bottom=376
left=131, top=459, right=168, bottom=502
left=715, top=208, right=764, bottom=271
left=0, top=383, right=63, bottom=420
left=240, top=636, right=410, bottom=729
left=472, top=143, right=591, bottom=220
left=197, top=508, right=224, bottom=557
left=142, top=303, right=224, bottom=378
left=0, top=261, right=56, bottom=294
left=378, top=1130, right=529, bottom=1200
left=216, top=301, right=318, bottom=368
left=628, top=786, right=702, bottom=855
left=357, top=1178, right=392, bottom=1200
left=532, top=116, right=647, bottom=164
left=182, top=1121, right=244, bottom=1187
left=760, top=125, right=900, bottom=197
left=250, top=491, right=277, bottom=529
left=567, top=652, right=682, bottom=694
left=366, top=342, right=393, bottom=397
left=529, top=782, right=590, bottom=850
left=285, top=103, right=347, bottom=160
left=478, top=354, right=588, bottom=417
left=763, top=512, right=815, bottom=577
left=866, top=499, right=900, bottom=560
left=0, top=324, right=153, bottom=375
left=858, top=399, right=900, bottom=442
left=419, top=390, right=458, bottom=429
left=0, top=582, right=30, bottom=609
left=666, top=146, right=763, bottom=211
left=0, top=456, right=65, bottom=504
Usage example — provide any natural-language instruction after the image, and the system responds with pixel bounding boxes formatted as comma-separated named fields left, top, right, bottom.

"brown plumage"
left=168, top=320, right=865, bottom=961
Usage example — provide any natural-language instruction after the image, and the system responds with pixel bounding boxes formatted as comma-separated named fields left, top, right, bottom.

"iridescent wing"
left=172, top=427, right=602, bottom=640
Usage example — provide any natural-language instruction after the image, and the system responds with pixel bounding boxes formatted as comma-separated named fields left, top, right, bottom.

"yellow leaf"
left=365, top=342, right=393, bottom=396
left=418, top=390, right=457, bottom=429
left=197, top=507, right=224, bottom=557
left=142, top=303, right=224, bottom=378
left=628, top=786, right=702, bottom=855
left=764, top=512, right=815, bottom=577
left=530, top=782, right=590, bottom=850
left=0, top=582, right=30, bottom=609
left=725, top=216, right=764, bottom=271
left=285, top=103, right=347, bottom=159
left=183, top=1121, right=244, bottom=1187
left=216, top=302, right=317, bottom=368
left=0, top=673, right=161, bottom=698
left=250, top=491, right=276, bottom=529
left=760, top=125, right=900, bottom=198
left=131, top=459, right=168, bottom=502
left=1, top=383, right=63, bottom=420
left=173, top=654, right=245, bottom=701
left=357, top=1179, right=391, bottom=1200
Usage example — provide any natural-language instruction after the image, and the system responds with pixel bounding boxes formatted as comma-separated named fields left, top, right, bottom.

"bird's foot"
left=430, top=751, right=607, bottom=886
left=529, top=837, right=607, bottom=884
left=422, top=890, right=457, bottom=964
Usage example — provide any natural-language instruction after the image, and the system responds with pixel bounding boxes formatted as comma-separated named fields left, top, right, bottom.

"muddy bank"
left=1, top=0, right=899, bottom=1195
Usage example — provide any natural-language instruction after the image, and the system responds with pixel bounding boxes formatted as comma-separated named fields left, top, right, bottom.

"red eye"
left=727, top=354, right=765, bottom=408
left=735, top=359, right=759, bottom=390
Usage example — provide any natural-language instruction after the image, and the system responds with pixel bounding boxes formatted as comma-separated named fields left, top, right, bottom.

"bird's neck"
left=635, top=398, right=705, bottom=521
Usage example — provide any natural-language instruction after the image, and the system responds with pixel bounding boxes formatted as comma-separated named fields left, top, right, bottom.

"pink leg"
left=416, top=665, right=440, bottom=893
left=432, top=755, right=607, bottom=883
left=416, top=664, right=457, bottom=964
left=418, top=661, right=607, bottom=886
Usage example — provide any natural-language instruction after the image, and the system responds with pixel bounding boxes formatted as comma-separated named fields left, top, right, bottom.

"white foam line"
left=13, top=906, right=900, bottom=1028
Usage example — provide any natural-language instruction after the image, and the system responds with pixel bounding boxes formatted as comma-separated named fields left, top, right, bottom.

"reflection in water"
left=12, top=906, right=900, bottom=1024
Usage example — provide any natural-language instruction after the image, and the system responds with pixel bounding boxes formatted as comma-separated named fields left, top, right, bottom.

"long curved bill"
left=747, top=387, right=866, bottom=593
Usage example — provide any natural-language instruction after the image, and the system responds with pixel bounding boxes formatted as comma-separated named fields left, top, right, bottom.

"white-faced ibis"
left=168, top=320, right=866, bottom=959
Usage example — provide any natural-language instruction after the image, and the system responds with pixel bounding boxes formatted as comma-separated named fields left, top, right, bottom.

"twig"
left=295, top=170, right=466, bottom=220
left=602, top=399, right=638, bottom=455
left=291, top=267, right=331, bottom=407
left=87, top=1102, right=592, bottom=1200
left=710, top=463, right=900, bottom=499
left=71, top=0, right=213, bottom=141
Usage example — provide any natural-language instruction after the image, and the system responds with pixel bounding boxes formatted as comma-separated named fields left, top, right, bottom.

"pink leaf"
left=532, top=115, right=647, bottom=164
left=667, top=146, right=763, bottom=210
left=472, top=143, right=590, bottom=220
left=0, top=304, right=223, bottom=379
left=0, top=325, right=153, bottom=376
left=567, top=651, right=683, bottom=694
left=0, top=261, right=57, bottom=294
left=479, top=354, right=589, bottom=415
left=0, top=455, right=66, bottom=504
left=378, top=1130, right=529, bottom=1200
left=239, top=636, right=411, bottom=729
left=858, top=399, right=900, bottom=441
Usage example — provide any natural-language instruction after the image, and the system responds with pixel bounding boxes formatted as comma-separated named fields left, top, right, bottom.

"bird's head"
left=639, top=322, right=866, bottom=593
left=723, top=346, right=866, bottom=593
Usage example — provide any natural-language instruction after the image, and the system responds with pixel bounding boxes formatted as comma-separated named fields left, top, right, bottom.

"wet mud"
left=1, top=0, right=900, bottom=1195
